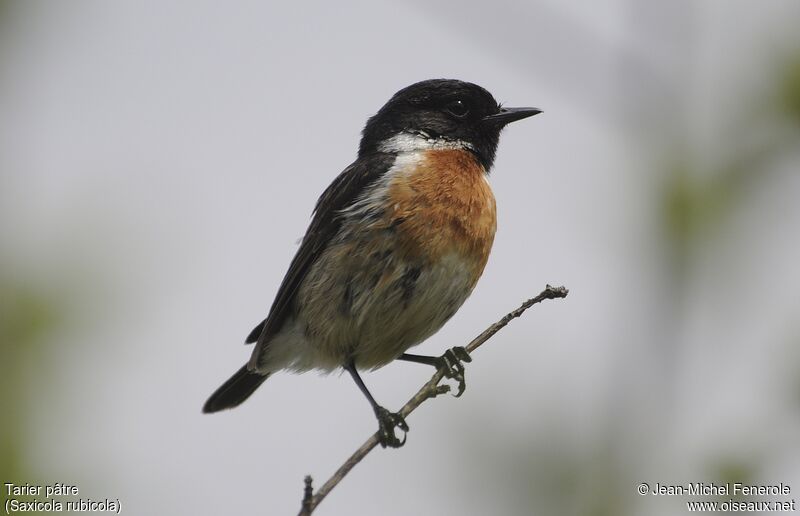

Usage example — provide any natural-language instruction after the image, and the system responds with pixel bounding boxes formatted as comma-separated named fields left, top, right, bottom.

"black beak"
left=482, top=107, right=542, bottom=125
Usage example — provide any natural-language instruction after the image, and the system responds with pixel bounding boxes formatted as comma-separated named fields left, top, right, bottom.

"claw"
left=451, top=346, right=472, bottom=363
left=375, top=407, right=408, bottom=448
left=439, top=346, right=471, bottom=397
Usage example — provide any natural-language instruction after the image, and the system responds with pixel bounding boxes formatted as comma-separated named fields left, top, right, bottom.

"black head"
left=358, top=79, right=540, bottom=170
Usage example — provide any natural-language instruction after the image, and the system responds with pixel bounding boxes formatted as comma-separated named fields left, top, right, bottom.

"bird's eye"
left=444, top=99, right=470, bottom=118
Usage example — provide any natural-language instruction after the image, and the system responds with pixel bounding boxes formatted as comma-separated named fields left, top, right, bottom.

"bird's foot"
left=374, top=406, right=409, bottom=448
left=436, top=346, right=472, bottom=397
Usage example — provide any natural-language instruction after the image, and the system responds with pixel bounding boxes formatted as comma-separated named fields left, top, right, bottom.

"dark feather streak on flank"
left=341, top=277, right=354, bottom=316
left=399, top=266, right=422, bottom=308
left=390, top=217, right=406, bottom=229
left=370, top=248, right=393, bottom=261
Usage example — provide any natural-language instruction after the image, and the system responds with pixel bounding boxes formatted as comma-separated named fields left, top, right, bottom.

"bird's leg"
left=397, top=347, right=472, bottom=397
left=345, top=361, right=408, bottom=448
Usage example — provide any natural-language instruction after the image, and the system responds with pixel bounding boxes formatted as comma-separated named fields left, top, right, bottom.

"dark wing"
left=245, top=152, right=396, bottom=346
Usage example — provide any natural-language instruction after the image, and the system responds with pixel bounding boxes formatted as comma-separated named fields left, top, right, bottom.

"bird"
left=203, top=79, right=540, bottom=448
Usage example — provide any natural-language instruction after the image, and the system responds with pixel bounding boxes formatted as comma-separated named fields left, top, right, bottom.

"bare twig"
left=298, top=476, right=313, bottom=516
left=297, top=284, right=569, bottom=515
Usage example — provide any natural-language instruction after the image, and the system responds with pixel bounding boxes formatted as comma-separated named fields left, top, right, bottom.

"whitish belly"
left=295, top=248, right=478, bottom=371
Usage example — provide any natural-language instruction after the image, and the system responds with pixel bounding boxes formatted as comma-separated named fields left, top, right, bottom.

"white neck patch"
left=378, top=131, right=474, bottom=154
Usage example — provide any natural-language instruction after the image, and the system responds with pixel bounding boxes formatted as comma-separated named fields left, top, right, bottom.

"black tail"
left=203, top=365, right=269, bottom=413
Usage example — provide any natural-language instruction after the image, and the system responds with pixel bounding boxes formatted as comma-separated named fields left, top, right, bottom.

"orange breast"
left=384, top=149, right=497, bottom=278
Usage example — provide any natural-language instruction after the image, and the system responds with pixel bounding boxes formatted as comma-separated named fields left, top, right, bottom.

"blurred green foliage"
left=663, top=50, right=800, bottom=272
left=0, top=278, right=63, bottom=513
left=778, top=55, right=800, bottom=124
left=714, top=459, right=758, bottom=501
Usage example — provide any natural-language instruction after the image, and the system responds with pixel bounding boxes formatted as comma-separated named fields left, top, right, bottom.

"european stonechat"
left=203, top=79, right=540, bottom=448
